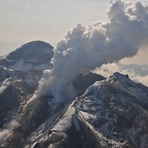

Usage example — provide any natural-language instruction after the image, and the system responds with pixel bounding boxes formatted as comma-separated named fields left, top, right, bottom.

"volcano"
left=0, top=42, right=148, bottom=148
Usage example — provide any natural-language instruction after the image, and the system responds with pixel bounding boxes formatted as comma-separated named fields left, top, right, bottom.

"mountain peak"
left=108, top=72, right=137, bottom=86
left=110, top=72, right=129, bottom=80
left=6, top=41, right=54, bottom=62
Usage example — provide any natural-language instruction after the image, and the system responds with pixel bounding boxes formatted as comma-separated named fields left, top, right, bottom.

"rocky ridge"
left=23, top=72, right=148, bottom=148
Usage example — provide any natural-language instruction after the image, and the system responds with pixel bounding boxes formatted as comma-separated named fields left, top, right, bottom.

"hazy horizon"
left=0, top=0, right=108, bottom=55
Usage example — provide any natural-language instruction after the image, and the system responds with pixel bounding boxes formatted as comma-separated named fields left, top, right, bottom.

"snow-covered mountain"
left=0, top=41, right=53, bottom=127
left=0, top=41, right=148, bottom=148
left=23, top=72, right=148, bottom=148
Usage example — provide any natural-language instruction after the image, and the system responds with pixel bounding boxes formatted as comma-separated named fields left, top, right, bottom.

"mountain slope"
left=23, top=73, right=148, bottom=148
left=0, top=42, right=148, bottom=148
left=0, top=42, right=105, bottom=148
left=0, top=41, right=54, bottom=128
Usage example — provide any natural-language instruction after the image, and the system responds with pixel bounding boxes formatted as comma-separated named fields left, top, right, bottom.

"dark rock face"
left=0, top=67, right=9, bottom=81
left=0, top=79, right=20, bottom=125
left=73, top=72, right=105, bottom=95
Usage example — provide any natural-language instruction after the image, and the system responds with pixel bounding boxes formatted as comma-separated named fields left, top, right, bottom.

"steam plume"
left=36, top=0, right=148, bottom=101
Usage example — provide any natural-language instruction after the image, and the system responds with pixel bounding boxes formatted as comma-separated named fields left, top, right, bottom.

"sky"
left=0, top=0, right=148, bottom=65
left=0, top=0, right=108, bottom=55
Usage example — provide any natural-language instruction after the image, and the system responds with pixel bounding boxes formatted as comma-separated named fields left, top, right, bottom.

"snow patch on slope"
left=0, top=79, right=11, bottom=94
left=51, top=101, right=76, bottom=132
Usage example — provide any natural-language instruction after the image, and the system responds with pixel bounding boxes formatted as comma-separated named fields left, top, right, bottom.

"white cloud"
left=35, top=0, right=148, bottom=100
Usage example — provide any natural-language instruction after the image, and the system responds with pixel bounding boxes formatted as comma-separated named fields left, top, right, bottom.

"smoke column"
left=35, top=0, right=148, bottom=101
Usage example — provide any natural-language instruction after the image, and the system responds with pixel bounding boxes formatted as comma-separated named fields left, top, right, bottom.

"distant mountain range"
left=0, top=41, right=148, bottom=148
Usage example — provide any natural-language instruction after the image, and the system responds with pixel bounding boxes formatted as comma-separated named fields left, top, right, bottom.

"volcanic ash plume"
left=36, top=0, right=148, bottom=101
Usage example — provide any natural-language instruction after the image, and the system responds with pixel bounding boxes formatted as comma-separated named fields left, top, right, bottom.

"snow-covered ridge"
left=23, top=73, right=148, bottom=148
left=75, top=72, right=148, bottom=148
